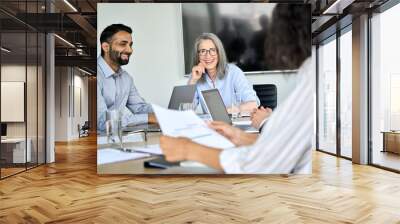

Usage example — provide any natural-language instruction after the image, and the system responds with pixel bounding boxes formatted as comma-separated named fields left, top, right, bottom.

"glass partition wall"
left=339, top=27, right=352, bottom=159
left=370, top=2, right=400, bottom=171
left=0, top=1, right=46, bottom=179
left=316, top=0, right=400, bottom=172
left=316, top=25, right=353, bottom=159
left=317, top=35, right=337, bottom=155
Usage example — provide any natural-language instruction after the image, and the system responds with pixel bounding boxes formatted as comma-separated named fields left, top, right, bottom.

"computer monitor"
left=1, top=123, right=7, bottom=137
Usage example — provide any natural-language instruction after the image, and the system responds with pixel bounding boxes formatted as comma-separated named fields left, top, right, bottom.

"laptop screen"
left=201, top=89, right=231, bottom=124
left=168, top=85, right=196, bottom=110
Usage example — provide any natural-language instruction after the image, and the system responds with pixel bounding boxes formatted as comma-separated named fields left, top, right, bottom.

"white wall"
left=246, top=72, right=298, bottom=105
left=54, top=67, right=89, bottom=141
left=55, top=67, right=68, bottom=141
left=1, top=65, right=37, bottom=137
left=98, top=3, right=302, bottom=108
left=72, top=73, right=89, bottom=137
left=98, top=3, right=187, bottom=108
left=1, top=64, right=46, bottom=164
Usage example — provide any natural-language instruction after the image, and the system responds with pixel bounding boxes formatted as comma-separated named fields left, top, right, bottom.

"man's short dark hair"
left=100, top=24, right=132, bottom=56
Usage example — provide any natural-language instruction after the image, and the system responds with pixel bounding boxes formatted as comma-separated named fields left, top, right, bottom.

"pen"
left=117, top=147, right=160, bottom=156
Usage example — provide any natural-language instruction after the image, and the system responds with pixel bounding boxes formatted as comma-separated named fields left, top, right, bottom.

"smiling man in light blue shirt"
left=97, top=24, right=156, bottom=132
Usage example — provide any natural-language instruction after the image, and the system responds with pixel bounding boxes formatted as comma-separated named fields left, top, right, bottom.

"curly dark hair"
left=265, top=4, right=311, bottom=70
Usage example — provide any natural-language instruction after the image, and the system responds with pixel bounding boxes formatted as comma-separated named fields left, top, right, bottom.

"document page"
left=97, top=133, right=143, bottom=145
left=97, top=148, right=150, bottom=165
left=129, top=144, right=163, bottom=155
left=152, top=104, right=234, bottom=149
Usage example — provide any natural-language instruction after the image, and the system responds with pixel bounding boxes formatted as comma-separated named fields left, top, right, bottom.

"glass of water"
left=105, top=109, right=123, bottom=147
left=178, top=102, right=195, bottom=111
left=231, top=92, right=241, bottom=119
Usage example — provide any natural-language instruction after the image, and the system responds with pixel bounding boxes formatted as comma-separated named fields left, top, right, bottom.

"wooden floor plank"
left=0, top=135, right=400, bottom=223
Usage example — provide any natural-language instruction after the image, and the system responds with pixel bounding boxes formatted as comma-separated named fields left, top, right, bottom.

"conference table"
left=97, top=132, right=221, bottom=174
left=97, top=115, right=257, bottom=175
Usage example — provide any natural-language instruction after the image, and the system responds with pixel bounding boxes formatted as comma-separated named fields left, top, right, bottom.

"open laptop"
left=201, top=89, right=258, bottom=133
left=167, top=84, right=197, bottom=110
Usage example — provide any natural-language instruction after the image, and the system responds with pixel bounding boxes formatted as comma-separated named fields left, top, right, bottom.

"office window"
left=339, top=28, right=352, bottom=158
left=318, top=36, right=337, bottom=154
left=371, top=3, right=400, bottom=171
left=390, top=74, right=400, bottom=130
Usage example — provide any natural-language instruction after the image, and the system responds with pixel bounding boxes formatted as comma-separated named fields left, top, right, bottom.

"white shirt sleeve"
left=219, top=58, right=315, bottom=174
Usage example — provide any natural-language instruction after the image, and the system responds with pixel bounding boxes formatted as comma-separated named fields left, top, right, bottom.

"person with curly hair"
left=160, top=4, right=313, bottom=174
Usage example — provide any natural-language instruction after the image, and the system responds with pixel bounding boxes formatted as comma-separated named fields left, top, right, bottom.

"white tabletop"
left=97, top=132, right=221, bottom=174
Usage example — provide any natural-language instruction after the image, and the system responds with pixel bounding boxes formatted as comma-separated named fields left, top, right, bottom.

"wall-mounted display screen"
left=182, top=3, right=311, bottom=74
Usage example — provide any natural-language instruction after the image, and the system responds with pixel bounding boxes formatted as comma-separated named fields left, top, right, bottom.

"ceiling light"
left=63, top=0, right=78, bottom=12
left=323, top=0, right=355, bottom=15
left=78, top=67, right=92, bottom=76
left=1, top=47, right=11, bottom=53
left=54, top=34, right=75, bottom=48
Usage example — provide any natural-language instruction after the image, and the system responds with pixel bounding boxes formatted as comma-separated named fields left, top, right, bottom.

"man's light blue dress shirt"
left=97, top=56, right=152, bottom=132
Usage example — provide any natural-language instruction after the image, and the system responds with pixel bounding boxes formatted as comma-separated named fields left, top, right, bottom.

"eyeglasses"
left=198, top=48, right=217, bottom=57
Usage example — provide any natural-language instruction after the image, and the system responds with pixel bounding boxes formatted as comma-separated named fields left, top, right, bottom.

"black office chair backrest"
left=253, top=84, right=277, bottom=110
left=82, top=121, right=90, bottom=130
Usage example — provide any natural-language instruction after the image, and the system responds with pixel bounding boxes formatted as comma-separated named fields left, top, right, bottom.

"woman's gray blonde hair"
left=191, top=33, right=228, bottom=82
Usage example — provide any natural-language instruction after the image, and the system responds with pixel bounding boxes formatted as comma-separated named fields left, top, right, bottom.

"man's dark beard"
left=109, top=47, right=130, bottom=66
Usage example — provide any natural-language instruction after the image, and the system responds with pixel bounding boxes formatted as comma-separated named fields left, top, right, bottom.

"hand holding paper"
left=152, top=104, right=234, bottom=149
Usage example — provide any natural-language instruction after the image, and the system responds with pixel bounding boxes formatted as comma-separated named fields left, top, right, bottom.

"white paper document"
left=97, top=148, right=150, bottom=165
left=129, top=144, right=163, bottom=155
left=232, top=120, right=252, bottom=126
left=97, top=133, right=143, bottom=145
left=152, top=104, right=234, bottom=149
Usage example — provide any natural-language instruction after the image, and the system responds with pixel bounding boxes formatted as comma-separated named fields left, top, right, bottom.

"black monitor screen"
left=182, top=3, right=311, bottom=74
left=1, top=123, right=7, bottom=137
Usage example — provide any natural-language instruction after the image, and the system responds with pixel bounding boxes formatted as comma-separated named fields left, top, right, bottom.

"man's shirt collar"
left=98, top=56, right=124, bottom=78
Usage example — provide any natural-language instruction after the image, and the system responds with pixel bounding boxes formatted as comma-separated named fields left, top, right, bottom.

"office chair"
left=253, top=84, right=277, bottom=110
left=78, top=121, right=90, bottom=138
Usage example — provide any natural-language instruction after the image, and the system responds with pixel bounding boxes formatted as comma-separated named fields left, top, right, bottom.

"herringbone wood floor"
left=1, top=135, right=400, bottom=223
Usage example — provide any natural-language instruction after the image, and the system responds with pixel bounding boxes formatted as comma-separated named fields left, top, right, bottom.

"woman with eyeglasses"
left=161, top=5, right=313, bottom=174
left=188, top=33, right=260, bottom=114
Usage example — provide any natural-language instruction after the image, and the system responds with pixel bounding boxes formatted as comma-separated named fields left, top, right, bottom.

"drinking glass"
left=105, top=109, right=123, bottom=148
left=231, top=92, right=241, bottom=119
left=178, top=102, right=195, bottom=111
